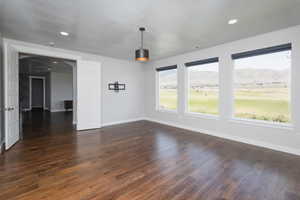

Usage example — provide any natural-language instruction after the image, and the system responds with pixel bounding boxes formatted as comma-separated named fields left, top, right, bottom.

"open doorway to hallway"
left=3, top=39, right=101, bottom=150
left=19, top=53, right=76, bottom=139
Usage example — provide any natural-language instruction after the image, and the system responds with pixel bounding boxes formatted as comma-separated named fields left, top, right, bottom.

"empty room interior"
left=19, top=53, right=75, bottom=139
left=1, top=1, right=300, bottom=200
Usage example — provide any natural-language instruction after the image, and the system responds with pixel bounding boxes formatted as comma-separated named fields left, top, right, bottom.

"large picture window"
left=185, top=58, right=219, bottom=115
left=157, top=65, right=178, bottom=111
left=232, top=44, right=291, bottom=123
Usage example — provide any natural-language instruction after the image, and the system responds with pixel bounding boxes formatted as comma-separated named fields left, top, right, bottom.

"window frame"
left=156, top=65, right=178, bottom=113
left=184, top=57, right=220, bottom=118
left=231, top=43, right=293, bottom=126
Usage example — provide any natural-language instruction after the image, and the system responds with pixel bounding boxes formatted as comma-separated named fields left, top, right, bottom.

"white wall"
left=3, top=38, right=145, bottom=126
left=0, top=32, right=4, bottom=151
left=144, top=25, right=300, bottom=155
left=101, top=58, right=145, bottom=125
left=72, top=64, right=77, bottom=124
left=50, top=72, right=73, bottom=112
left=45, top=72, right=51, bottom=109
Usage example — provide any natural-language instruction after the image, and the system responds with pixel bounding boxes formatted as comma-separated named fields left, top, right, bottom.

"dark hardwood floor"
left=1, top=111, right=300, bottom=200
left=21, top=109, right=74, bottom=139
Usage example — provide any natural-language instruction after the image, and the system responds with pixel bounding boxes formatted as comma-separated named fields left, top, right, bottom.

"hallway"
left=21, top=110, right=74, bottom=139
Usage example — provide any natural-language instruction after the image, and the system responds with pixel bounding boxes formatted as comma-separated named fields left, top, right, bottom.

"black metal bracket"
left=108, top=81, right=126, bottom=92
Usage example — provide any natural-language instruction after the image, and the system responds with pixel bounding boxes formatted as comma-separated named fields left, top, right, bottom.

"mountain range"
left=160, top=69, right=290, bottom=87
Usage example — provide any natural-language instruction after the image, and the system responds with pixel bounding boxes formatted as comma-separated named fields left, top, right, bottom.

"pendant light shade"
left=135, top=49, right=149, bottom=62
left=135, top=27, right=149, bottom=62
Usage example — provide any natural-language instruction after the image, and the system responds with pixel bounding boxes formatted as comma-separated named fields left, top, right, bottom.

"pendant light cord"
left=141, top=29, right=144, bottom=49
left=139, top=27, right=146, bottom=49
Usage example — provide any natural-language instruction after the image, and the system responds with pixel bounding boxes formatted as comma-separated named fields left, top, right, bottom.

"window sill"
left=157, top=109, right=178, bottom=114
left=230, top=117, right=294, bottom=130
left=184, top=112, right=219, bottom=120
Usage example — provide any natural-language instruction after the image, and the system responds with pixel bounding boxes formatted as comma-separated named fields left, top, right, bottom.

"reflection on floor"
left=22, top=109, right=73, bottom=139
left=1, top=114, right=300, bottom=199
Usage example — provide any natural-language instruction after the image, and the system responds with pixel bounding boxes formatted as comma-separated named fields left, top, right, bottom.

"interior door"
left=4, top=45, right=19, bottom=149
left=76, top=60, right=101, bottom=130
left=31, top=78, right=44, bottom=108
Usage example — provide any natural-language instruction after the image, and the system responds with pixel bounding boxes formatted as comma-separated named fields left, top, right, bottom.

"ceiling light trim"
left=60, top=31, right=69, bottom=36
left=228, top=19, right=238, bottom=25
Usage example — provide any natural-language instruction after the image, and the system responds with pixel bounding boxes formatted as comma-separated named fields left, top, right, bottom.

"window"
left=232, top=43, right=291, bottom=123
left=157, top=65, right=178, bottom=111
left=185, top=58, right=219, bottom=115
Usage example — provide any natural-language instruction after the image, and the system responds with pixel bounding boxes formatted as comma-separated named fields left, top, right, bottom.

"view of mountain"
left=160, top=69, right=290, bottom=87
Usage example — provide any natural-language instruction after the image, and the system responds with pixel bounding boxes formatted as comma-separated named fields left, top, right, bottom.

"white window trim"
left=290, top=47, right=296, bottom=126
left=154, top=44, right=295, bottom=130
left=157, top=109, right=178, bottom=114
left=230, top=117, right=293, bottom=130
left=155, top=67, right=178, bottom=113
left=184, top=60, right=220, bottom=117
left=231, top=49, right=293, bottom=126
left=184, top=64, right=189, bottom=113
left=184, top=112, right=219, bottom=120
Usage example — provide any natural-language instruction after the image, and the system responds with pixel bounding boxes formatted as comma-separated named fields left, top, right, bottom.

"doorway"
left=30, top=77, right=45, bottom=110
left=3, top=39, right=102, bottom=150
left=19, top=53, right=75, bottom=139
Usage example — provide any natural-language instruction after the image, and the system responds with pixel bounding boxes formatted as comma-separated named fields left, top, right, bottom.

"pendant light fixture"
left=135, top=27, right=149, bottom=62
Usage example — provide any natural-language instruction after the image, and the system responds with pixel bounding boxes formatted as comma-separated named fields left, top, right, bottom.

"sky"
left=159, top=50, right=291, bottom=80
left=235, top=50, right=291, bottom=70
left=188, top=50, right=291, bottom=72
left=189, top=62, right=218, bottom=72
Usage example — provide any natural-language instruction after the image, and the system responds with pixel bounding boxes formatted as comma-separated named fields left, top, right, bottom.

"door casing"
left=3, top=38, right=102, bottom=150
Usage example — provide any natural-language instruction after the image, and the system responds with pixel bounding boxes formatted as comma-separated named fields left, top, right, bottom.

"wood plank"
left=1, top=111, right=300, bottom=200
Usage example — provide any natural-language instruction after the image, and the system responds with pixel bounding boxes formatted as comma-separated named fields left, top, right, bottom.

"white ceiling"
left=1, top=0, right=300, bottom=61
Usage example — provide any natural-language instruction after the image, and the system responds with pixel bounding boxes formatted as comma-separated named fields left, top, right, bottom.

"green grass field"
left=159, top=88, right=290, bottom=123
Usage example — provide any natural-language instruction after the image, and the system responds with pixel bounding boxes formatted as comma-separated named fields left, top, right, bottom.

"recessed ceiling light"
left=48, top=42, right=55, bottom=46
left=53, top=61, right=58, bottom=64
left=60, top=31, right=69, bottom=36
left=228, top=19, right=238, bottom=25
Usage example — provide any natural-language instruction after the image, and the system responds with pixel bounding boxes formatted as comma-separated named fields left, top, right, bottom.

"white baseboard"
left=102, top=117, right=145, bottom=127
left=144, top=117, right=300, bottom=156
left=50, top=109, right=67, bottom=113
left=22, top=108, right=50, bottom=111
